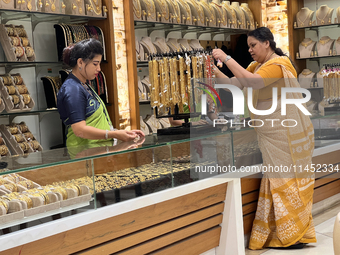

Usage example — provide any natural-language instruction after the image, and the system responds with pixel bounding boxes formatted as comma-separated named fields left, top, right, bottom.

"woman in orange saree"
left=212, top=27, right=316, bottom=249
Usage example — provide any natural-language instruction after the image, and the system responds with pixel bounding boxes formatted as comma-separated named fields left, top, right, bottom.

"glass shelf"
left=296, top=55, right=340, bottom=61
left=294, top=22, right=340, bottom=30
left=134, top=20, right=251, bottom=37
left=0, top=108, right=58, bottom=117
left=0, top=61, right=63, bottom=69
left=0, top=8, right=106, bottom=23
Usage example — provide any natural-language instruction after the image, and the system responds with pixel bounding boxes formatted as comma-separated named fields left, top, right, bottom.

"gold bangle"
left=22, top=94, right=31, bottom=104
left=14, top=134, right=24, bottom=143
left=15, top=46, right=25, bottom=58
left=13, top=76, right=23, bottom=85
left=25, top=46, right=34, bottom=58
left=0, top=145, right=9, bottom=156
left=6, top=85, right=16, bottom=95
left=20, top=37, right=29, bottom=47
left=8, top=126, right=18, bottom=134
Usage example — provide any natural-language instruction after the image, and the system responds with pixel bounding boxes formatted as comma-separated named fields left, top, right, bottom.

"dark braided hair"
left=248, top=27, right=297, bottom=72
left=62, top=38, right=103, bottom=67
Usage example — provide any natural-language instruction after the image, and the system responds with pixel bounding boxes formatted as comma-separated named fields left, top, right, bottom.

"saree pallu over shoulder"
left=248, top=57, right=316, bottom=249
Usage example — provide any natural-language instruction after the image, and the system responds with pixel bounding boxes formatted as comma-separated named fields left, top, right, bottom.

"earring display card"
left=0, top=0, right=15, bottom=10
left=64, top=0, right=85, bottom=15
left=21, top=0, right=37, bottom=11
left=85, top=0, right=102, bottom=16
left=39, top=0, right=65, bottom=14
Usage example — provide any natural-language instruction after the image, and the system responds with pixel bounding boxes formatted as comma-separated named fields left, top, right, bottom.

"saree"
left=248, top=57, right=316, bottom=249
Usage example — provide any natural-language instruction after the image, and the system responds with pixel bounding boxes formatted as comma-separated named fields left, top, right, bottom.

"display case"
left=0, top=116, right=340, bottom=254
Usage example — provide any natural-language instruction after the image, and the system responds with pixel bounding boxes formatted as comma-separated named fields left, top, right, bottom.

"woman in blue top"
left=57, top=38, right=144, bottom=149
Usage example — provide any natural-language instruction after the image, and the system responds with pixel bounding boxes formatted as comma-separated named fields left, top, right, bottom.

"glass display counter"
left=0, top=118, right=339, bottom=254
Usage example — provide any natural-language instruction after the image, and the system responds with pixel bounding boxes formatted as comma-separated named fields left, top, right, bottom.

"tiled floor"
left=245, top=203, right=340, bottom=255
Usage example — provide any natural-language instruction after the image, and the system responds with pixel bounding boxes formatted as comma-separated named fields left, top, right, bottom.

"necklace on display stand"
left=301, top=69, right=313, bottom=76
left=297, top=9, right=312, bottom=27
left=316, top=7, right=331, bottom=25
left=301, top=39, right=313, bottom=48
left=319, top=37, right=331, bottom=45
left=133, top=0, right=142, bottom=19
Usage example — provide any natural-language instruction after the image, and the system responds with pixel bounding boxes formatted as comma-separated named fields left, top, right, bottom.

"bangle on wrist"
left=105, top=130, right=109, bottom=140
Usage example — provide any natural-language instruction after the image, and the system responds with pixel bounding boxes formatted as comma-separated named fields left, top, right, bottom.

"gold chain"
left=2, top=0, right=11, bottom=4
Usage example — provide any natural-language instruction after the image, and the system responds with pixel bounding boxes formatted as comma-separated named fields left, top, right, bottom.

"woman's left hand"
left=212, top=49, right=227, bottom=62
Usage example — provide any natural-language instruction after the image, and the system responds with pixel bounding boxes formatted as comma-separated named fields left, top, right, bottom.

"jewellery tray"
left=0, top=0, right=15, bottom=10
left=64, top=0, right=85, bottom=15
left=0, top=74, right=27, bottom=113
left=0, top=182, right=91, bottom=225
left=10, top=73, right=35, bottom=112
left=13, top=121, right=43, bottom=152
left=0, top=124, right=35, bottom=155
left=0, top=25, right=27, bottom=62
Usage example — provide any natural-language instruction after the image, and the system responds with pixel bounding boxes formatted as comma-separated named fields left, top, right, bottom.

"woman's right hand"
left=112, top=130, right=138, bottom=142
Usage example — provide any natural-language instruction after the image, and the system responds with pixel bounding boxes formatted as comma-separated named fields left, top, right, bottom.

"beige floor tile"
left=313, top=203, right=340, bottom=227
left=245, top=248, right=269, bottom=255
left=315, top=216, right=336, bottom=238
left=261, top=233, right=334, bottom=255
